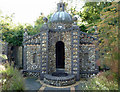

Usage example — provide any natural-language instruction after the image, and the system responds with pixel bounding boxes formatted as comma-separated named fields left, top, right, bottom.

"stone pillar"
left=71, top=26, right=80, bottom=81
left=40, top=30, right=49, bottom=80
left=23, top=45, right=27, bottom=70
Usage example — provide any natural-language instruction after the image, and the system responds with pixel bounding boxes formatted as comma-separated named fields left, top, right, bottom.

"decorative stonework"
left=44, top=74, right=75, bottom=86
left=22, top=2, right=99, bottom=86
left=48, top=30, right=72, bottom=74
left=26, top=45, right=41, bottom=70
left=49, top=22, right=72, bottom=29
left=79, top=45, right=96, bottom=72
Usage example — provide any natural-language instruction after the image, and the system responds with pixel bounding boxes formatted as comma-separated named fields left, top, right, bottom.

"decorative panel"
left=79, top=45, right=96, bottom=73
left=26, top=45, right=41, bottom=70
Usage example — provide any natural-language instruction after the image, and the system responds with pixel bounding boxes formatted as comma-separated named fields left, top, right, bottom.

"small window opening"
left=33, top=53, right=37, bottom=63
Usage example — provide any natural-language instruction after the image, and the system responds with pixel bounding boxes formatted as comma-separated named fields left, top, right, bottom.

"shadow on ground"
left=24, top=77, right=42, bottom=90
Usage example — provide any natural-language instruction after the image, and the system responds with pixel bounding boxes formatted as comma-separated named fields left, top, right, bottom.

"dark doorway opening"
left=56, top=41, right=65, bottom=68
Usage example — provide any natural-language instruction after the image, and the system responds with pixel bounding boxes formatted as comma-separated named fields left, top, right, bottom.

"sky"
left=0, top=0, right=84, bottom=26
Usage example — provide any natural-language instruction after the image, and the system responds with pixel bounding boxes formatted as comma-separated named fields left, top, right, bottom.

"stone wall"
left=12, top=46, right=22, bottom=68
left=26, top=45, right=41, bottom=70
left=23, top=28, right=98, bottom=79
left=1, top=41, right=8, bottom=55
left=24, top=34, right=41, bottom=71
left=17, top=47, right=22, bottom=68
left=79, top=44, right=98, bottom=78
left=63, top=31, right=71, bottom=73
left=48, top=30, right=72, bottom=74
left=0, top=40, right=8, bottom=63
left=49, top=22, right=72, bottom=29
left=79, top=45, right=96, bottom=72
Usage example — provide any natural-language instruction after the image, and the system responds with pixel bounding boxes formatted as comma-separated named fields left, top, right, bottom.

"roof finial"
left=59, top=0, right=63, bottom=3
left=57, top=0, right=65, bottom=11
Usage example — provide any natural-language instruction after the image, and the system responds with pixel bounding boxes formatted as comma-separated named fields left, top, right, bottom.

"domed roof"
left=49, top=11, right=73, bottom=23
left=49, top=2, right=73, bottom=23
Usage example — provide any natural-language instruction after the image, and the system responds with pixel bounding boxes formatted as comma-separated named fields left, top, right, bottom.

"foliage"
left=80, top=2, right=112, bottom=24
left=87, top=3, right=119, bottom=90
left=25, top=14, right=51, bottom=36
left=25, top=24, right=34, bottom=35
left=1, top=15, right=24, bottom=46
left=1, top=63, right=25, bottom=91
left=69, top=7, right=80, bottom=17
left=79, top=24, right=87, bottom=32
left=83, top=2, right=119, bottom=90
left=34, top=13, right=44, bottom=27
left=85, top=72, right=118, bottom=90
left=0, top=54, right=7, bottom=60
left=1, top=13, right=51, bottom=45
left=97, top=2, right=118, bottom=77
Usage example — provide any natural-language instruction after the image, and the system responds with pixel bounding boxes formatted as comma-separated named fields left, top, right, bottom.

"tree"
left=97, top=2, right=118, bottom=81
left=1, top=15, right=24, bottom=46
left=80, top=2, right=112, bottom=24
left=34, top=13, right=44, bottom=27
left=1, top=11, right=53, bottom=46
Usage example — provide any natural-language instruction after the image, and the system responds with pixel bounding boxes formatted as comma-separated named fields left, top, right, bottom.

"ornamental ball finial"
left=72, top=17, right=78, bottom=21
left=43, top=17, right=48, bottom=23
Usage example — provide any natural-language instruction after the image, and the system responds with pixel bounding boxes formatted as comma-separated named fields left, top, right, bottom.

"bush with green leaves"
left=97, top=2, right=118, bottom=77
left=1, top=13, right=52, bottom=46
left=82, top=2, right=118, bottom=90
left=2, top=64, right=25, bottom=91
left=79, top=24, right=88, bottom=32
left=0, top=15, right=24, bottom=46
left=85, top=72, right=118, bottom=90
left=80, top=2, right=112, bottom=24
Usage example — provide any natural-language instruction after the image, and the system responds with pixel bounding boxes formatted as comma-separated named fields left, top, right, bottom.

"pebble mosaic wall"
left=49, top=22, right=72, bottom=29
left=26, top=45, right=41, bottom=70
left=23, top=35, right=41, bottom=71
left=79, top=45, right=96, bottom=72
left=48, top=30, right=72, bottom=74
left=23, top=25, right=98, bottom=79
left=44, top=74, right=76, bottom=86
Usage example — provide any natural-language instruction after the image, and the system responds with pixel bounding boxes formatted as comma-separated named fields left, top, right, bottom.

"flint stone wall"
left=24, top=35, right=41, bottom=71
left=23, top=29, right=98, bottom=78
left=48, top=30, right=71, bottom=74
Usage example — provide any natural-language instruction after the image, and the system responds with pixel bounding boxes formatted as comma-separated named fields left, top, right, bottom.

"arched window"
left=33, top=53, right=37, bottom=63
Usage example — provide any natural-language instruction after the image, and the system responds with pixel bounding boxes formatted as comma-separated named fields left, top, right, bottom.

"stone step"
left=56, top=68, right=65, bottom=73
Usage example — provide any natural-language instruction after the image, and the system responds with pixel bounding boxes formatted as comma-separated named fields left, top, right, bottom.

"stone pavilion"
left=23, top=2, right=98, bottom=86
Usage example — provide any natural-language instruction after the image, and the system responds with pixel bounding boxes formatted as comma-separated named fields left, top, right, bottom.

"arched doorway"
left=56, top=41, right=65, bottom=68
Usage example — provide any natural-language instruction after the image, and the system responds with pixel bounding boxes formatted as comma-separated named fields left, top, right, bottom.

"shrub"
left=2, top=64, right=25, bottom=91
left=85, top=72, right=118, bottom=90
left=79, top=24, right=87, bottom=32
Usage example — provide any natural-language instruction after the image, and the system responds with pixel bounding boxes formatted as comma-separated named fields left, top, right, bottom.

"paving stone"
left=24, top=77, right=42, bottom=90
